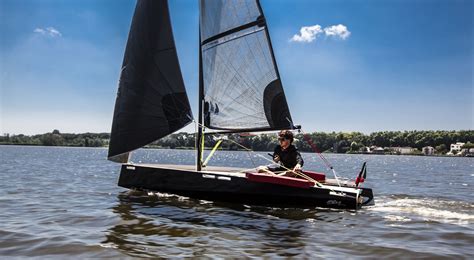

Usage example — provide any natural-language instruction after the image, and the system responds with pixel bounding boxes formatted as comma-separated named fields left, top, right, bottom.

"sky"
left=0, top=0, right=472, bottom=135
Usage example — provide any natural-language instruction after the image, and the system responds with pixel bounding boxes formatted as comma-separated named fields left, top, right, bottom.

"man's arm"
left=293, top=149, right=304, bottom=171
left=273, top=146, right=280, bottom=163
left=296, top=150, right=304, bottom=167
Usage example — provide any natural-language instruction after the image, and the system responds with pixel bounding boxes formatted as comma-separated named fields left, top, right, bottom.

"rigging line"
left=299, top=129, right=333, bottom=168
left=246, top=148, right=257, bottom=169
left=300, top=128, right=341, bottom=187
left=224, top=138, right=322, bottom=187
left=192, top=115, right=198, bottom=152
left=189, top=117, right=206, bottom=144
left=300, top=129, right=334, bottom=170
left=237, top=136, right=258, bottom=169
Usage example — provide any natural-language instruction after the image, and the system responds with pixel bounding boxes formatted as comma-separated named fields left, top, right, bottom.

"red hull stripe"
left=301, top=170, right=326, bottom=181
left=246, top=172, right=315, bottom=188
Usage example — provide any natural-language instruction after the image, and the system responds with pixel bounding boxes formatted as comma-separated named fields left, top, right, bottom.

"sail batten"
left=108, top=0, right=192, bottom=161
left=200, top=0, right=293, bottom=132
left=201, top=16, right=265, bottom=46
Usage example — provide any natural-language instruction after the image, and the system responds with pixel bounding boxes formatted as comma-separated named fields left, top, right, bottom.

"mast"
left=197, top=22, right=203, bottom=171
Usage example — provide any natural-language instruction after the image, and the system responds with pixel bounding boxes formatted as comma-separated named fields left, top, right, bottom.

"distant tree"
left=350, top=141, right=360, bottom=152
left=462, top=142, right=474, bottom=149
left=41, top=133, right=64, bottom=146
left=435, top=144, right=447, bottom=154
left=168, top=138, right=179, bottom=149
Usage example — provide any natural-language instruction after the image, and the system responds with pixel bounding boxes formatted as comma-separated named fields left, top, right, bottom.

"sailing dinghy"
left=108, top=0, right=374, bottom=209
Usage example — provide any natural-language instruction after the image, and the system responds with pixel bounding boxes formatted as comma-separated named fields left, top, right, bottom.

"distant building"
left=371, top=147, right=385, bottom=154
left=450, top=142, right=465, bottom=153
left=422, top=146, right=435, bottom=155
left=468, top=148, right=474, bottom=157
left=392, top=147, right=417, bottom=155
left=459, top=147, right=474, bottom=157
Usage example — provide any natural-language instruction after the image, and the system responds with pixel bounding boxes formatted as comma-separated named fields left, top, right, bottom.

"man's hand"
left=273, top=155, right=280, bottom=163
left=293, top=164, right=302, bottom=172
left=257, top=166, right=273, bottom=175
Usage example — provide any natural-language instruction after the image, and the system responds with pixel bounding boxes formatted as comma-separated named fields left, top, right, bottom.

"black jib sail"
left=108, top=0, right=192, bottom=162
left=199, top=0, right=293, bottom=132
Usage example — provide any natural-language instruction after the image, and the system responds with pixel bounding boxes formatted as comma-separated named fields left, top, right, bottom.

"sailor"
left=258, top=130, right=304, bottom=176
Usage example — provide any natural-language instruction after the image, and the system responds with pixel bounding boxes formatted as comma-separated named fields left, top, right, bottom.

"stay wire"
left=300, top=129, right=341, bottom=187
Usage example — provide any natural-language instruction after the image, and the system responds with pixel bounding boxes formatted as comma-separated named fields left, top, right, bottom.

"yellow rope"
left=203, top=139, right=222, bottom=167
left=200, top=128, right=205, bottom=164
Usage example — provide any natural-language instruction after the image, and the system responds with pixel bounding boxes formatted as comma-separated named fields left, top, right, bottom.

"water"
left=1, top=145, right=473, bottom=258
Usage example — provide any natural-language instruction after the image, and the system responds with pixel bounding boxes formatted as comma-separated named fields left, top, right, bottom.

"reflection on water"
left=102, top=190, right=474, bottom=258
left=104, top=191, right=315, bottom=258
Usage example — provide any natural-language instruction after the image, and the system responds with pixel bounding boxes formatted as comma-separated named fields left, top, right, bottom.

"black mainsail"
left=199, top=0, right=293, bottom=132
left=108, top=0, right=192, bottom=162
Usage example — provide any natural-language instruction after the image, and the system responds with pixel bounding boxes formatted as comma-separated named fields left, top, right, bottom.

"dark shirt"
left=273, top=144, right=304, bottom=169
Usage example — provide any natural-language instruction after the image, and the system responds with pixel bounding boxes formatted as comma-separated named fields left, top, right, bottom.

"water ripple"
left=0, top=145, right=473, bottom=258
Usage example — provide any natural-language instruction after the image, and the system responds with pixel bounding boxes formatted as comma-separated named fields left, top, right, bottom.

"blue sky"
left=0, top=0, right=472, bottom=135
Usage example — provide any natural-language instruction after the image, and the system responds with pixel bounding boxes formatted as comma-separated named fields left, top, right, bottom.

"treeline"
left=156, top=130, right=473, bottom=154
left=0, top=130, right=109, bottom=147
left=292, top=130, right=473, bottom=154
left=1, top=130, right=472, bottom=153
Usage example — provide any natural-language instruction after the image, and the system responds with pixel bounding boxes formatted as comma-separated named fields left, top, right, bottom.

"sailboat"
left=108, top=0, right=374, bottom=209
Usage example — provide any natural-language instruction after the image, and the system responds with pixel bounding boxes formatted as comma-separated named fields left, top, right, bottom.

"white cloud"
left=33, top=27, right=62, bottom=37
left=324, top=24, right=351, bottom=40
left=291, top=24, right=351, bottom=43
left=33, top=28, right=46, bottom=34
left=290, top=25, right=323, bottom=43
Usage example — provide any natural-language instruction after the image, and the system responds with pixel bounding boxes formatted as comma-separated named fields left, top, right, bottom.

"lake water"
left=1, top=145, right=473, bottom=258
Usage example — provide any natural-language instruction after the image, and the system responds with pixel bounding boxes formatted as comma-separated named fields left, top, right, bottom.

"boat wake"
left=368, top=195, right=474, bottom=226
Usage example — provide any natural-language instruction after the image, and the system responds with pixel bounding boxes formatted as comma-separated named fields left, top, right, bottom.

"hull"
left=117, top=164, right=374, bottom=209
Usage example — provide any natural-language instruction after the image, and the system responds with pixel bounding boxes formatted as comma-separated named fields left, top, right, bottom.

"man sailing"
left=258, top=130, right=304, bottom=176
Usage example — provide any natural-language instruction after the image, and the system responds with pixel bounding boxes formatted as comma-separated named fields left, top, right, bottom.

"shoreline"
left=1, top=144, right=470, bottom=158
left=2, top=130, right=472, bottom=157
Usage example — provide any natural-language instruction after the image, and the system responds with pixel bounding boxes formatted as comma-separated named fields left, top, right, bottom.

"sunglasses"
left=278, top=137, right=288, bottom=141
